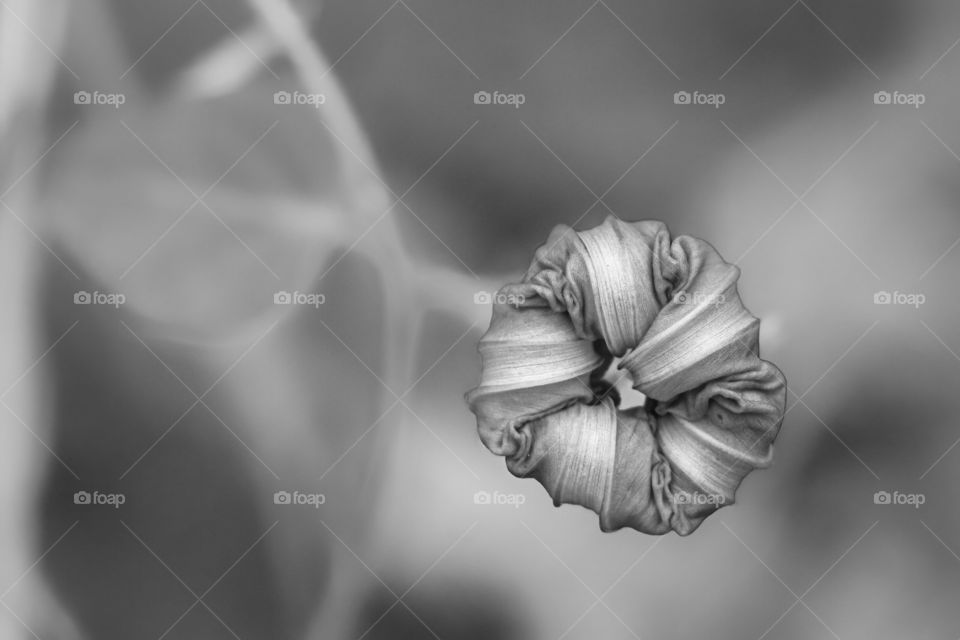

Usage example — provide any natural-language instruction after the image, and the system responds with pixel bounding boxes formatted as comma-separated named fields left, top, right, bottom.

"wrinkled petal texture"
left=466, top=217, right=786, bottom=535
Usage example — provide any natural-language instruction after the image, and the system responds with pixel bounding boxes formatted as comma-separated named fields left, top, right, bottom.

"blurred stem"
left=243, top=7, right=426, bottom=640
left=245, top=0, right=419, bottom=398
left=0, top=0, right=69, bottom=184
left=0, top=0, right=68, bottom=137
left=244, top=0, right=392, bottom=216
left=245, top=0, right=493, bottom=335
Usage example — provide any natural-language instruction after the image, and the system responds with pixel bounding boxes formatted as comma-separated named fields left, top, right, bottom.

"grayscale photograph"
left=0, top=1, right=956, bottom=638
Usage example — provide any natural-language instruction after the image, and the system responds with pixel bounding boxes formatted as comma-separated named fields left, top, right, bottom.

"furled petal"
left=467, top=216, right=786, bottom=535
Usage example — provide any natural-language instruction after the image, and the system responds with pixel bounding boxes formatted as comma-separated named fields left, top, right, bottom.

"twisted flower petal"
left=466, top=217, right=786, bottom=535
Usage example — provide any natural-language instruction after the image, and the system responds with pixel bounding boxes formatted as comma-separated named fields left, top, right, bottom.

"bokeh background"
left=1, top=0, right=959, bottom=638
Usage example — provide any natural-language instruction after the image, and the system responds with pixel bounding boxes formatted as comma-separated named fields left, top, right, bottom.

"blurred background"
left=0, top=0, right=959, bottom=638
